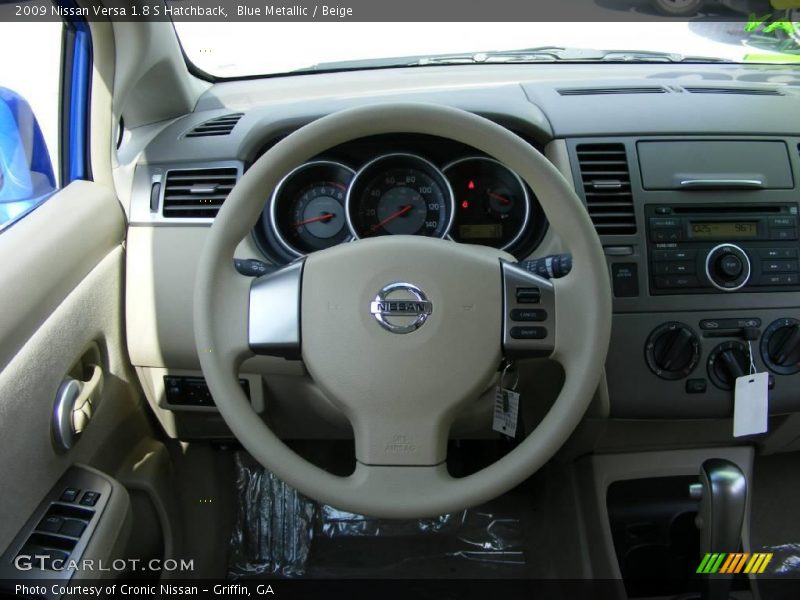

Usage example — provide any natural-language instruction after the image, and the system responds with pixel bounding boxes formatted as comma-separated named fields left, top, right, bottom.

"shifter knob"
left=693, top=459, right=748, bottom=600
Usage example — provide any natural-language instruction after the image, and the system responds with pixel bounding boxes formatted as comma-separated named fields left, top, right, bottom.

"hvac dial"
left=346, top=153, right=455, bottom=239
left=270, top=161, right=355, bottom=256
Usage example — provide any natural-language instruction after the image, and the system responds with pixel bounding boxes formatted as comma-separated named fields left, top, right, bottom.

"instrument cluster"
left=253, top=134, right=547, bottom=262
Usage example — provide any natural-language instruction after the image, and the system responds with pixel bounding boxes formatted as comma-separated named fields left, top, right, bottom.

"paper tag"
left=733, top=372, right=769, bottom=437
left=493, top=387, right=519, bottom=438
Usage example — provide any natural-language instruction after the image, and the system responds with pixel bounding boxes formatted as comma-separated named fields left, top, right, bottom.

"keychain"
left=493, top=362, right=520, bottom=438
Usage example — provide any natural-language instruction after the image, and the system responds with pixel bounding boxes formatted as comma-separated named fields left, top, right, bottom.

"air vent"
left=683, top=86, right=783, bottom=96
left=162, top=167, right=238, bottom=218
left=575, top=143, right=636, bottom=235
left=558, top=87, right=667, bottom=96
left=185, top=113, right=243, bottom=138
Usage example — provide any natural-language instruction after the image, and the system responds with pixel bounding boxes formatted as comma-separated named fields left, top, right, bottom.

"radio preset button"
left=769, top=217, right=797, bottom=228
left=650, top=217, right=681, bottom=228
left=769, top=228, right=797, bottom=241
left=652, top=229, right=682, bottom=243
left=760, top=274, right=799, bottom=286
left=654, top=261, right=695, bottom=275
left=760, top=248, right=798, bottom=259
left=652, top=249, right=697, bottom=262
left=762, top=260, right=799, bottom=273
left=655, top=275, right=699, bottom=289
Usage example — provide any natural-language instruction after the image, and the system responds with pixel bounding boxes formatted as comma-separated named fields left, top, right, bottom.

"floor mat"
left=228, top=451, right=540, bottom=579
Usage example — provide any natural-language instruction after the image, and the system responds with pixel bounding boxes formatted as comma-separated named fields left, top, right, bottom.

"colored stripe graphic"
left=698, top=553, right=774, bottom=574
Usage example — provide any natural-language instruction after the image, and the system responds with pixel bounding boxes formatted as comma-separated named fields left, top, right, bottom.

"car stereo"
left=646, top=204, right=800, bottom=295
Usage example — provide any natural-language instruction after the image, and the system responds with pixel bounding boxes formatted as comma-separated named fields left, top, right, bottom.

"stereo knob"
left=705, top=244, right=751, bottom=292
left=645, top=322, right=701, bottom=380
left=761, top=318, right=800, bottom=375
left=707, top=341, right=751, bottom=390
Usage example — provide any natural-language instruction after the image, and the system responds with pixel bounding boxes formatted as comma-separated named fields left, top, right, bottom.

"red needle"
left=295, top=213, right=334, bottom=228
left=488, top=191, right=511, bottom=205
left=370, top=204, right=412, bottom=232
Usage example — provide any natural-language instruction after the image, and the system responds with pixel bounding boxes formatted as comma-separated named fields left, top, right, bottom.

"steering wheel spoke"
left=248, top=259, right=304, bottom=359
left=501, top=260, right=556, bottom=359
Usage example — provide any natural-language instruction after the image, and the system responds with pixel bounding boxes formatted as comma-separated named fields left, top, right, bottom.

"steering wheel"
left=194, top=103, right=611, bottom=518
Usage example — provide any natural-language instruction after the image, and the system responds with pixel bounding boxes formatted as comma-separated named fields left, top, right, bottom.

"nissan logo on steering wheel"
left=369, top=282, right=433, bottom=334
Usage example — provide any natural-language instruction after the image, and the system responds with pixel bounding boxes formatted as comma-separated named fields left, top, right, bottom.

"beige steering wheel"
left=194, top=103, right=611, bottom=518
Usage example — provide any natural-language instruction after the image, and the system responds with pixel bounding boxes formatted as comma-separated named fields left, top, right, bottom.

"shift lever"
left=690, top=459, right=748, bottom=600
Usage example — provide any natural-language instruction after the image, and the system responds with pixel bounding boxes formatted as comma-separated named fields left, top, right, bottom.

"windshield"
left=175, top=21, right=800, bottom=78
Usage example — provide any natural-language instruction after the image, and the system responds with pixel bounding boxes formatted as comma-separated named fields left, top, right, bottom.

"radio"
left=646, top=204, right=800, bottom=294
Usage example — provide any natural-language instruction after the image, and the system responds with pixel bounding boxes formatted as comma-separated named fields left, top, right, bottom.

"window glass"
left=0, top=22, right=62, bottom=229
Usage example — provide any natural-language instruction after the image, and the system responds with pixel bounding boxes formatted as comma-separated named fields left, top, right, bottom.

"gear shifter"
left=689, top=459, right=748, bottom=600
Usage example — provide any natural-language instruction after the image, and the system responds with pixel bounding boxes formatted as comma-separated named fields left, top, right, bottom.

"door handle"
left=52, top=364, right=104, bottom=451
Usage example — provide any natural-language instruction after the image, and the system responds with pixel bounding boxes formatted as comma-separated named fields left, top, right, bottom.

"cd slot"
left=670, top=205, right=783, bottom=215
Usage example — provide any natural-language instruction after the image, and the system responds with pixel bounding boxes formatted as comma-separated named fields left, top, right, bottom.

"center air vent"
left=185, top=113, right=244, bottom=138
left=558, top=87, right=667, bottom=96
left=575, top=143, right=636, bottom=235
left=162, top=167, right=238, bottom=218
left=683, top=86, right=783, bottom=96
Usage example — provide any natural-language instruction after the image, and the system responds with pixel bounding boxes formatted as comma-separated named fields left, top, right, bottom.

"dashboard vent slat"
left=558, top=87, right=667, bottom=96
left=576, top=143, right=636, bottom=236
left=185, top=113, right=244, bottom=138
left=683, top=86, right=784, bottom=96
left=162, top=167, right=238, bottom=218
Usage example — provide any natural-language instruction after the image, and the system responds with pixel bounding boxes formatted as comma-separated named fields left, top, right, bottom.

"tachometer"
left=444, top=157, right=531, bottom=250
left=346, top=153, right=454, bottom=239
left=270, top=161, right=355, bottom=256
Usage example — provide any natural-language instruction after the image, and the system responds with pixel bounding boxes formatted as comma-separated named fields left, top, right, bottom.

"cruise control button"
left=515, top=287, right=541, bottom=304
left=510, top=309, right=547, bottom=322
left=510, top=326, right=547, bottom=340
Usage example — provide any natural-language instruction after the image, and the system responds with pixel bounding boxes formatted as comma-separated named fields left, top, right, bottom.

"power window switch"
left=59, top=488, right=80, bottom=503
left=60, top=519, right=87, bottom=538
left=37, top=515, right=64, bottom=533
left=80, top=491, right=100, bottom=507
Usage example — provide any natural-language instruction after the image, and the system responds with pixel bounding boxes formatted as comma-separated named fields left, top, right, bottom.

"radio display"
left=688, top=221, right=758, bottom=239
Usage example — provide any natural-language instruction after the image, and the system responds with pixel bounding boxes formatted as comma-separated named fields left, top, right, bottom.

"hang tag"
left=493, top=386, right=519, bottom=438
left=733, top=372, right=769, bottom=438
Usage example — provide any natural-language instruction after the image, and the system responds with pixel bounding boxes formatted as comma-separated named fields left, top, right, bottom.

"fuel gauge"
left=444, top=157, right=531, bottom=250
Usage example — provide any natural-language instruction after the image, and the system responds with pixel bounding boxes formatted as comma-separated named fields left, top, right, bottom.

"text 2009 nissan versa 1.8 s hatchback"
left=1, top=3, right=800, bottom=598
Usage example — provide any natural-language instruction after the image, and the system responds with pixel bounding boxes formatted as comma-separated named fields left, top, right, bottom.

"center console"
left=566, top=136, right=800, bottom=420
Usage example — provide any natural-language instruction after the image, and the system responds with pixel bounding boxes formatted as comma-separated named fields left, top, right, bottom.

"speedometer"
left=346, top=153, right=454, bottom=239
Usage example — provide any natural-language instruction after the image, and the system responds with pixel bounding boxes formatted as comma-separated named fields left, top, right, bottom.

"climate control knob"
left=705, top=244, right=751, bottom=292
left=707, top=341, right=751, bottom=390
left=761, top=318, right=800, bottom=375
left=645, top=322, right=701, bottom=380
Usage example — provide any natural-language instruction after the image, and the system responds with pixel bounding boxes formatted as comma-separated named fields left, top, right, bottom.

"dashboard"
left=122, top=62, right=800, bottom=442
left=251, top=134, right=547, bottom=263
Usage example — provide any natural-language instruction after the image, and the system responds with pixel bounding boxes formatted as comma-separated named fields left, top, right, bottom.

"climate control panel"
left=611, top=309, right=800, bottom=418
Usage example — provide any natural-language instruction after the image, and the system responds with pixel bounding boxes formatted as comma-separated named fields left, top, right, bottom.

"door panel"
left=0, top=182, right=150, bottom=553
